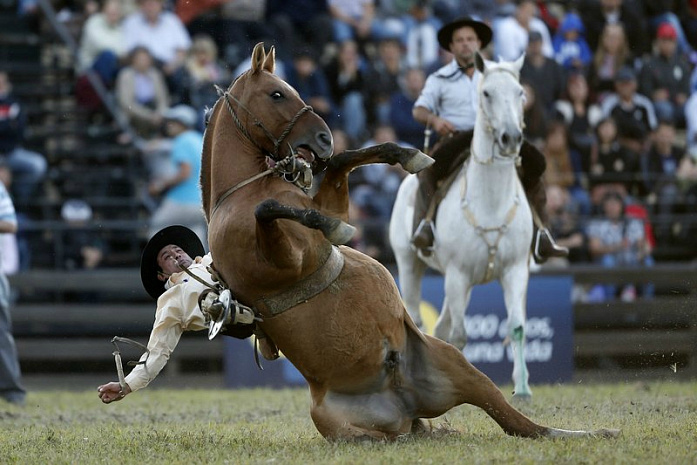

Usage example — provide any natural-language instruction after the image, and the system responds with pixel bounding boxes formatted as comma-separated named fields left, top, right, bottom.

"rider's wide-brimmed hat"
left=437, top=16, right=493, bottom=51
left=140, top=225, right=205, bottom=300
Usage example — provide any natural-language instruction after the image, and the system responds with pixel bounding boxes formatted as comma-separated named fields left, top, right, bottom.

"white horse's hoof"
left=512, top=391, right=532, bottom=402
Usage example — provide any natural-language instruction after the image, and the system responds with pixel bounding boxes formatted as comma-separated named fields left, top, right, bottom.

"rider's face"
left=449, top=27, right=481, bottom=65
left=157, top=244, right=193, bottom=281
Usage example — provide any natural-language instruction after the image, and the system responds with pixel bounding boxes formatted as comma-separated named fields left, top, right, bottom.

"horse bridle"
left=471, top=67, right=524, bottom=166
left=214, top=84, right=313, bottom=160
left=208, top=84, right=317, bottom=217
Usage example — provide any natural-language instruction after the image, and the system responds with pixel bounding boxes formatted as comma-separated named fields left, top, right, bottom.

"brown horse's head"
left=201, top=42, right=333, bottom=218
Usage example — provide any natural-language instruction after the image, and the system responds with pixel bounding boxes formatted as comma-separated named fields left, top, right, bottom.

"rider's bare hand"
left=97, top=382, right=131, bottom=404
left=432, top=116, right=456, bottom=136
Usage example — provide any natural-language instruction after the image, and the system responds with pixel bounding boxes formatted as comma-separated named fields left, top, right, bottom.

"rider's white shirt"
left=125, top=253, right=213, bottom=392
left=413, top=59, right=480, bottom=132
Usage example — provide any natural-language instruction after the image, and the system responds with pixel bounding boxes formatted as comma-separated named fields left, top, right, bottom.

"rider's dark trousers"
left=412, top=130, right=548, bottom=234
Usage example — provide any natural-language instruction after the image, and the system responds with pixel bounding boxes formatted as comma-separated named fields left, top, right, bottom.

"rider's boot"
left=411, top=168, right=438, bottom=255
left=526, top=179, right=569, bottom=264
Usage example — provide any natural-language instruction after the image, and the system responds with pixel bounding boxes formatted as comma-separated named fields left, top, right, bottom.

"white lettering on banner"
left=464, top=314, right=500, bottom=339
left=464, top=314, right=555, bottom=340
left=463, top=342, right=505, bottom=362
left=506, top=340, right=553, bottom=362
left=462, top=313, right=555, bottom=363
left=464, top=340, right=554, bottom=363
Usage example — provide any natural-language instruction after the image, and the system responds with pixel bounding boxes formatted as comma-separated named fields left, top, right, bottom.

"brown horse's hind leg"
left=255, top=199, right=356, bottom=244
left=407, top=329, right=620, bottom=438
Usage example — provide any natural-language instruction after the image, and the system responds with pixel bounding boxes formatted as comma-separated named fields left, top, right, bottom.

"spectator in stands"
left=76, top=0, right=126, bottom=76
left=587, top=116, right=643, bottom=210
left=115, top=46, right=170, bottom=140
left=183, top=0, right=273, bottom=70
left=401, top=1, right=443, bottom=70
left=122, top=0, right=191, bottom=96
left=60, top=199, right=105, bottom=272
left=542, top=120, right=590, bottom=214
left=328, top=0, right=383, bottom=45
left=643, top=121, right=686, bottom=235
left=428, top=0, right=500, bottom=25
left=74, top=0, right=127, bottom=115
left=521, top=30, right=566, bottom=119
left=0, top=71, right=47, bottom=208
left=586, top=190, right=653, bottom=302
left=677, top=146, right=697, bottom=214
left=639, top=23, right=691, bottom=128
left=600, top=67, right=658, bottom=150
left=284, top=49, right=335, bottom=128
left=685, top=88, right=697, bottom=154
left=552, top=11, right=592, bottom=73
left=60, top=199, right=106, bottom=302
left=554, top=72, right=603, bottom=186
left=181, top=34, right=231, bottom=129
left=351, top=123, right=411, bottom=223
left=587, top=23, right=633, bottom=103
left=521, top=81, right=547, bottom=148
left=579, top=0, right=648, bottom=59
left=389, top=67, right=426, bottom=149
left=0, top=176, right=25, bottom=406
left=147, top=105, right=207, bottom=249
left=265, top=0, right=333, bottom=64
left=364, top=37, right=407, bottom=126
left=97, top=226, right=259, bottom=403
left=643, top=0, right=695, bottom=60
left=323, top=40, right=368, bottom=142
left=544, top=184, right=588, bottom=268
left=493, top=0, right=553, bottom=61
left=0, top=164, right=18, bottom=276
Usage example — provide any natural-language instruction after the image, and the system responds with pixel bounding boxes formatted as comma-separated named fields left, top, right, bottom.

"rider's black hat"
left=437, top=17, right=493, bottom=51
left=140, top=225, right=205, bottom=300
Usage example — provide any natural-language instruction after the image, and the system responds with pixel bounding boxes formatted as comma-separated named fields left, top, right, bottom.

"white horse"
left=389, top=53, right=533, bottom=398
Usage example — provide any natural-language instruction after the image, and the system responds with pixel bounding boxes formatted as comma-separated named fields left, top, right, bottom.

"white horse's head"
left=474, top=52, right=526, bottom=158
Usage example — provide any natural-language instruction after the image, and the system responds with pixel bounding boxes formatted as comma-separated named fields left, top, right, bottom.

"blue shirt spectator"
left=553, top=12, right=592, bottom=72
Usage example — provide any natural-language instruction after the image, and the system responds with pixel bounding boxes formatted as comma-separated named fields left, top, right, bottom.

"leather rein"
left=209, top=84, right=314, bottom=217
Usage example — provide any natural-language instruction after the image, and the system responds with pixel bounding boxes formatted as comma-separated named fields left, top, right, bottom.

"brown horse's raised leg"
left=255, top=199, right=356, bottom=245
left=314, top=142, right=433, bottom=221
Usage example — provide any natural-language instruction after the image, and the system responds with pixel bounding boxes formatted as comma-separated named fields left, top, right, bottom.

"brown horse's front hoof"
left=403, top=150, right=435, bottom=173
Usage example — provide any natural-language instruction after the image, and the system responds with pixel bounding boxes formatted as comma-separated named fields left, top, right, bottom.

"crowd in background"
left=4, top=0, right=697, bottom=300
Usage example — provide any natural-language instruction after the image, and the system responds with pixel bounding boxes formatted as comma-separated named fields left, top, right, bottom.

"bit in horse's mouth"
left=294, top=145, right=316, bottom=164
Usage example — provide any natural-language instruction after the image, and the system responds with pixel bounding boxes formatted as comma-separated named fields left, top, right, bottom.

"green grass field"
left=1, top=381, right=696, bottom=464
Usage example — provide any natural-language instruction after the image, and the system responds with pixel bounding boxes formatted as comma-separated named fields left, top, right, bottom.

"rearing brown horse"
left=202, top=43, right=619, bottom=441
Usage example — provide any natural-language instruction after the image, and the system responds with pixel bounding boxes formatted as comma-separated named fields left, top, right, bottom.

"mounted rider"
left=410, top=16, right=568, bottom=263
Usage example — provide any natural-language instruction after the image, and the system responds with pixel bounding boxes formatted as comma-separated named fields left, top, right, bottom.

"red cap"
left=656, top=23, right=677, bottom=40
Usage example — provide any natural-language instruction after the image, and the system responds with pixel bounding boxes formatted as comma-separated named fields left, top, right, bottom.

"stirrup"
left=533, top=228, right=568, bottom=263
left=201, top=289, right=257, bottom=340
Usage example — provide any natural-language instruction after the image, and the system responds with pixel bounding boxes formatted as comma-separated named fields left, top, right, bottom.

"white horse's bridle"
left=472, top=67, right=524, bottom=166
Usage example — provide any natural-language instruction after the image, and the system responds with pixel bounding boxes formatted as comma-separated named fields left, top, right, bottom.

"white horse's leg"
left=434, top=267, right=472, bottom=349
left=394, top=249, right=428, bottom=330
left=501, top=262, right=532, bottom=399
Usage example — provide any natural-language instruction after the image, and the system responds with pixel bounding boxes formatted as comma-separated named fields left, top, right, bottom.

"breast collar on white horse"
left=470, top=67, right=523, bottom=167
left=209, top=84, right=315, bottom=217
left=460, top=164, right=521, bottom=282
